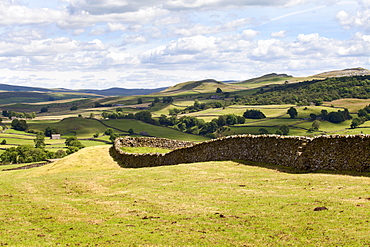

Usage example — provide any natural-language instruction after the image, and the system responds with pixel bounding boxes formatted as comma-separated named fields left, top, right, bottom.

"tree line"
left=238, top=75, right=370, bottom=105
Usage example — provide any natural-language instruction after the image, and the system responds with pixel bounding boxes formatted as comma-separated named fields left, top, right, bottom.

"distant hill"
left=1, top=67, right=369, bottom=99
left=162, top=79, right=224, bottom=93
left=237, top=73, right=293, bottom=84
left=161, top=79, right=249, bottom=95
left=311, top=67, right=370, bottom=78
left=0, top=83, right=167, bottom=97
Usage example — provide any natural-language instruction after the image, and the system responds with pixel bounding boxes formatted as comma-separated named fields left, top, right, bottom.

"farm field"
left=0, top=146, right=369, bottom=246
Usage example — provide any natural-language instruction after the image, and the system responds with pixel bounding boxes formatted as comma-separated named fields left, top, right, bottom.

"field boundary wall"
left=109, top=135, right=370, bottom=172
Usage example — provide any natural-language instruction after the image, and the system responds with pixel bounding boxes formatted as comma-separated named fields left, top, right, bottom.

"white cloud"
left=62, top=0, right=321, bottom=14
left=242, top=29, right=260, bottom=39
left=90, top=27, right=106, bottom=36
left=73, top=29, right=85, bottom=36
left=171, top=18, right=254, bottom=37
left=271, top=30, right=287, bottom=38
left=0, top=0, right=367, bottom=89
left=107, top=22, right=127, bottom=32
left=122, top=35, right=147, bottom=45
left=0, top=1, right=66, bottom=26
left=336, top=0, right=370, bottom=31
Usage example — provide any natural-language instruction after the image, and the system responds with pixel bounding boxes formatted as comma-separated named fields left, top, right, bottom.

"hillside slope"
left=311, top=67, right=370, bottom=78
left=34, top=145, right=119, bottom=175
left=0, top=83, right=166, bottom=97
left=161, top=79, right=248, bottom=95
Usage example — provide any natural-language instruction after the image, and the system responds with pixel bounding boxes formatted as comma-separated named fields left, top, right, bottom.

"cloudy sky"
left=0, top=0, right=369, bottom=89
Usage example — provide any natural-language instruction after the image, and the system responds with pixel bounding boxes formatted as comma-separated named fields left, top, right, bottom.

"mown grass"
left=0, top=146, right=369, bottom=246
left=325, top=98, right=370, bottom=113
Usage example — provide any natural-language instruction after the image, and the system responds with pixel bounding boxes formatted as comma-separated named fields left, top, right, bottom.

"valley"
left=0, top=68, right=370, bottom=246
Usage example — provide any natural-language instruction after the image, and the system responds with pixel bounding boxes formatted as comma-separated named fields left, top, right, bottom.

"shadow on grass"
left=234, top=159, right=370, bottom=178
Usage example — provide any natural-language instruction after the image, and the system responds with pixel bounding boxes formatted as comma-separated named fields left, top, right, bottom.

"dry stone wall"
left=109, top=135, right=370, bottom=172
left=298, top=135, right=370, bottom=172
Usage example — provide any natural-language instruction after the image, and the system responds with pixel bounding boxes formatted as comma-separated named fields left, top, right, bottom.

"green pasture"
left=235, top=76, right=297, bottom=87
left=79, top=140, right=111, bottom=147
left=28, top=117, right=120, bottom=138
left=227, top=126, right=276, bottom=135
left=2, top=129, right=36, bottom=135
left=0, top=146, right=369, bottom=246
left=324, top=98, right=370, bottom=113
left=105, top=119, right=209, bottom=142
left=0, top=138, right=34, bottom=146
left=0, top=133, right=35, bottom=140
left=295, top=120, right=352, bottom=134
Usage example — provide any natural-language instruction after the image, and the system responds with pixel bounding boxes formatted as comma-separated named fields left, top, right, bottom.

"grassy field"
left=325, top=98, right=370, bottom=113
left=0, top=146, right=369, bottom=246
left=106, top=119, right=209, bottom=142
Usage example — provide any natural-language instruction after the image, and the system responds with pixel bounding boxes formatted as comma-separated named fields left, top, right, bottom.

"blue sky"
left=0, top=0, right=368, bottom=89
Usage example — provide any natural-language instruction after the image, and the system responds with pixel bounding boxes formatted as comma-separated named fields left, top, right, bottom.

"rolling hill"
left=0, top=83, right=167, bottom=97
left=311, top=67, right=370, bottom=78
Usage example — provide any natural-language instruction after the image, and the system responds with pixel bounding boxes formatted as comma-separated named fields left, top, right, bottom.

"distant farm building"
left=210, top=95, right=222, bottom=99
left=51, top=134, right=61, bottom=139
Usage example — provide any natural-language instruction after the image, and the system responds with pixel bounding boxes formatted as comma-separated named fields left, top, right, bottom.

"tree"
left=287, top=107, right=298, bottom=119
left=277, top=125, right=289, bottom=135
left=163, top=97, right=173, bottom=104
left=237, top=116, right=246, bottom=124
left=320, top=110, right=328, bottom=120
left=137, top=98, right=143, bottom=104
left=1, top=139, right=6, bottom=145
left=200, top=121, right=218, bottom=135
left=134, top=110, right=153, bottom=123
left=93, top=132, right=99, bottom=138
left=40, top=107, right=48, bottom=113
left=109, top=132, right=119, bottom=143
left=89, top=113, right=95, bottom=119
left=216, top=87, right=223, bottom=93
left=153, top=97, right=160, bottom=104
left=243, top=109, right=266, bottom=119
left=128, top=128, right=134, bottom=135
left=215, top=126, right=229, bottom=137
left=34, top=132, right=46, bottom=149
left=2, top=110, right=9, bottom=117
left=327, top=112, right=345, bottom=123
left=65, top=137, right=85, bottom=154
left=44, top=126, right=60, bottom=137
left=259, top=128, right=269, bottom=134
left=309, top=113, right=317, bottom=120
left=225, top=114, right=238, bottom=125
left=350, top=117, right=365, bottom=129
left=216, top=115, right=227, bottom=127
left=54, top=150, right=67, bottom=158
left=0, top=145, right=50, bottom=164
left=312, top=120, right=320, bottom=130
left=104, top=128, right=114, bottom=135
left=11, top=119, right=28, bottom=131
left=70, top=105, right=78, bottom=111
